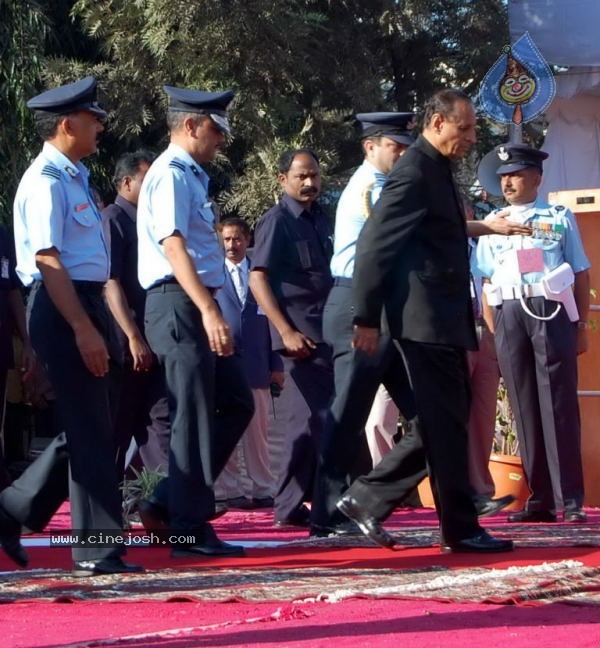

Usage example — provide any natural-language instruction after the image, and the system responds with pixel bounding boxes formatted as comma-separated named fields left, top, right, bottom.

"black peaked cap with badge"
left=163, top=86, right=235, bottom=136
left=27, top=76, right=107, bottom=119
left=356, top=112, right=416, bottom=147
left=478, top=143, right=549, bottom=196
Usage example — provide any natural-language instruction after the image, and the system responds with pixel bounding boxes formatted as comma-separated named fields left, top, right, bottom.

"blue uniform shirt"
left=475, top=199, right=590, bottom=284
left=13, top=142, right=110, bottom=286
left=137, top=143, right=226, bottom=289
left=330, top=160, right=387, bottom=279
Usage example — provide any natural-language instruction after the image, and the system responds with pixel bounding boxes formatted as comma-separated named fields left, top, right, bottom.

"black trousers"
left=0, top=432, right=69, bottom=532
left=28, top=282, right=124, bottom=561
left=271, top=343, right=334, bottom=521
left=144, top=284, right=254, bottom=532
left=111, top=361, right=170, bottom=478
left=312, top=283, right=425, bottom=527
left=494, top=298, right=583, bottom=512
left=347, top=339, right=482, bottom=544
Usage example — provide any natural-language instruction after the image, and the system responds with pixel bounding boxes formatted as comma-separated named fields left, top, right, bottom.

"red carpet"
left=1, top=506, right=599, bottom=647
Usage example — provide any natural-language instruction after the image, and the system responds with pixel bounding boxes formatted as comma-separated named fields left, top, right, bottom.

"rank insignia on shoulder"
left=169, top=160, right=186, bottom=172
left=41, top=165, right=61, bottom=180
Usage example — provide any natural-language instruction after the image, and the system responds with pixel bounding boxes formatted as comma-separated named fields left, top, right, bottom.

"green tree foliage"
left=6, top=0, right=509, bottom=223
left=0, top=0, right=48, bottom=224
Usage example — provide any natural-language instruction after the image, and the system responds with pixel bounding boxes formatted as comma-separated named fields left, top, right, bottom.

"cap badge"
left=497, top=147, right=510, bottom=162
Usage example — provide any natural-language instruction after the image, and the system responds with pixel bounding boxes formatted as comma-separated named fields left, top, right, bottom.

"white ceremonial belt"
left=499, top=283, right=545, bottom=300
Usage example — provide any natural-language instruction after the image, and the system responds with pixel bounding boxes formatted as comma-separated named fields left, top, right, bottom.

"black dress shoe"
left=251, top=496, right=274, bottom=508
left=507, top=509, right=557, bottom=523
left=336, top=495, right=397, bottom=549
left=274, top=505, right=311, bottom=528
left=441, top=532, right=514, bottom=554
left=474, top=494, right=515, bottom=518
left=138, top=498, right=169, bottom=531
left=309, top=519, right=362, bottom=538
left=226, top=496, right=255, bottom=510
left=72, top=556, right=145, bottom=577
left=171, top=523, right=245, bottom=558
left=0, top=505, right=28, bottom=568
left=140, top=498, right=228, bottom=530
left=564, top=508, right=587, bottom=523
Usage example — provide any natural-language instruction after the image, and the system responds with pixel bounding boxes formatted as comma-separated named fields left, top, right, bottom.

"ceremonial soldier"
left=13, top=77, right=142, bottom=576
left=477, top=143, right=590, bottom=523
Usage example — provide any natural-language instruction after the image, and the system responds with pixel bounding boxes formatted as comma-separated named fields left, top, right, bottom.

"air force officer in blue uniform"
left=13, top=77, right=142, bottom=576
left=137, top=87, right=254, bottom=557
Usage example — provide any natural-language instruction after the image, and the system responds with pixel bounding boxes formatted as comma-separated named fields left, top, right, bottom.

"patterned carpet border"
left=2, top=559, right=600, bottom=607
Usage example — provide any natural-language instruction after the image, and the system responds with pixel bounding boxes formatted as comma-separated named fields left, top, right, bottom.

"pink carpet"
left=1, top=505, right=599, bottom=647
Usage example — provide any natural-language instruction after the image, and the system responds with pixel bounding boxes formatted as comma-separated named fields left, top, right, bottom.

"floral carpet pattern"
left=1, top=522, right=599, bottom=606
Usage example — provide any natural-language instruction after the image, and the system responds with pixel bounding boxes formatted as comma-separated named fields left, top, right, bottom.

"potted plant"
left=488, top=379, right=530, bottom=510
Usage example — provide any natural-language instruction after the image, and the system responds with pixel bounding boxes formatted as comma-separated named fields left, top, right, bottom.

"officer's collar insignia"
left=497, top=146, right=510, bottom=162
left=190, top=165, right=200, bottom=177
left=64, top=165, right=78, bottom=178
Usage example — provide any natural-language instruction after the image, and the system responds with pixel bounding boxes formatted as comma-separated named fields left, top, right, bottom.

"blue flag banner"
left=478, top=32, right=556, bottom=125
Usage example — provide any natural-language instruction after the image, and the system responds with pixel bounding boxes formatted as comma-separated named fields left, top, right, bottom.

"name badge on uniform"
left=517, top=247, right=544, bottom=274
left=1, top=257, right=9, bottom=279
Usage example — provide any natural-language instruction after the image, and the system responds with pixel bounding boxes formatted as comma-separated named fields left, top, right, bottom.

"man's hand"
left=486, top=210, right=532, bottom=236
left=281, top=329, right=316, bottom=358
left=202, top=308, right=234, bottom=357
left=271, top=370, right=285, bottom=390
left=20, top=342, right=37, bottom=385
left=352, top=325, right=380, bottom=355
left=129, top=335, right=154, bottom=371
left=74, top=323, right=110, bottom=377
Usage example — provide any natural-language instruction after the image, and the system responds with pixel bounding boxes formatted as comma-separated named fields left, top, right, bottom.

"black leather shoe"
left=336, top=495, right=397, bottom=549
left=0, top=505, right=28, bottom=568
left=139, top=498, right=228, bottom=531
left=226, top=496, right=255, bottom=510
left=138, top=498, right=169, bottom=531
left=171, top=523, right=245, bottom=558
left=72, top=556, right=145, bottom=577
left=309, top=519, right=362, bottom=538
left=251, top=496, right=274, bottom=508
left=441, top=532, right=514, bottom=554
left=564, top=508, right=587, bottom=523
left=274, top=505, right=311, bottom=528
left=474, top=495, right=515, bottom=518
left=507, top=510, right=557, bottom=523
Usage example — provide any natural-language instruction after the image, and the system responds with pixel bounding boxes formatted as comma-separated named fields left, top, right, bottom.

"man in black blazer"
left=338, top=89, right=513, bottom=553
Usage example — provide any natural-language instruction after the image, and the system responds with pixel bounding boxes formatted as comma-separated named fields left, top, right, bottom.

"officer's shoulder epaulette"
left=40, top=164, right=61, bottom=180
left=168, top=159, right=186, bottom=172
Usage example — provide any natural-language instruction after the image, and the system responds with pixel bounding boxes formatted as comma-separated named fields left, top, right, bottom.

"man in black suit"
left=338, top=89, right=513, bottom=553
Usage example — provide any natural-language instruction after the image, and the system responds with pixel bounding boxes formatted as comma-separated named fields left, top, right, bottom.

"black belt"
left=333, top=277, right=353, bottom=287
left=148, top=277, right=217, bottom=295
left=33, top=279, right=105, bottom=294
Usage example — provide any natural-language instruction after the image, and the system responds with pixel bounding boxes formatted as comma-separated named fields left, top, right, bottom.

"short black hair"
left=219, top=217, right=251, bottom=237
left=423, top=89, right=472, bottom=126
left=112, top=150, right=155, bottom=188
left=166, top=110, right=208, bottom=132
left=34, top=112, right=69, bottom=141
left=278, top=148, right=320, bottom=174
